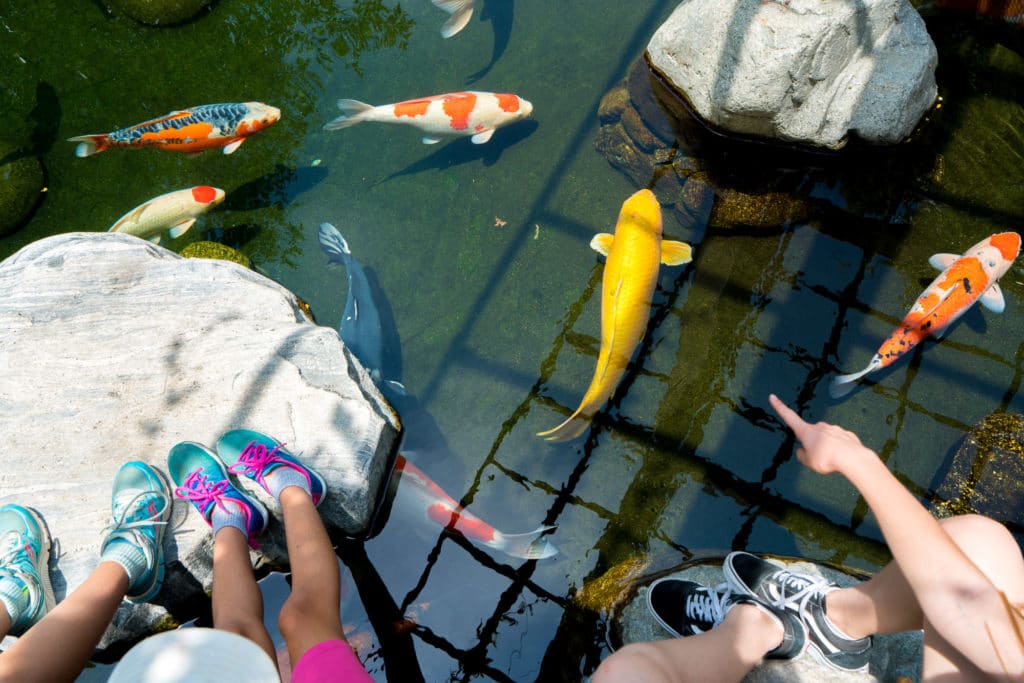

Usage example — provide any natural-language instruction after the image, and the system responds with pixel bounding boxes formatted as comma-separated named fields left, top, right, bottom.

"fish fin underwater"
left=432, top=0, right=475, bottom=38
left=660, top=240, right=693, bottom=266
left=829, top=357, right=884, bottom=399
left=490, top=525, right=559, bottom=560
left=167, top=218, right=196, bottom=239
left=471, top=129, right=495, bottom=144
left=590, top=232, right=614, bottom=257
left=68, top=133, right=108, bottom=157
left=323, top=100, right=375, bottom=131
left=981, top=283, right=1006, bottom=312
left=422, top=136, right=443, bottom=144
left=222, top=138, right=244, bottom=154
left=317, top=222, right=351, bottom=263
left=929, top=253, right=960, bottom=270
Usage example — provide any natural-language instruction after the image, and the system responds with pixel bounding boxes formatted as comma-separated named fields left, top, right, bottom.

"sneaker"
left=168, top=442, right=268, bottom=547
left=100, top=462, right=173, bottom=603
left=0, top=505, right=55, bottom=635
left=646, top=578, right=805, bottom=659
left=724, top=552, right=871, bottom=673
left=218, top=429, right=326, bottom=506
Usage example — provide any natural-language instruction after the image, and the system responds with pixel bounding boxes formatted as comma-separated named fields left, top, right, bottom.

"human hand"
left=768, top=394, right=875, bottom=475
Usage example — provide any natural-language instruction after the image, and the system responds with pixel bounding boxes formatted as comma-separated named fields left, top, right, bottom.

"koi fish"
left=830, top=232, right=1021, bottom=398
left=933, top=0, right=1023, bottom=23
left=431, top=0, right=475, bottom=37
left=393, top=456, right=558, bottom=560
left=323, top=91, right=532, bottom=145
left=538, top=189, right=693, bottom=442
left=318, top=222, right=405, bottom=396
left=69, top=102, right=280, bottom=157
left=108, top=186, right=225, bottom=244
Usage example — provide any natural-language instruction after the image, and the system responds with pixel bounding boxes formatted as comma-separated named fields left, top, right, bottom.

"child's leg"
left=211, top=526, right=275, bottom=662
left=0, top=562, right=127, bottom=682
left=276, top=486, right=345, bottom=664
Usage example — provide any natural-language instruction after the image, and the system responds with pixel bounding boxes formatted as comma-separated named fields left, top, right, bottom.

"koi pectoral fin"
left=929, top=253, right=960, bottom=271
left=590, top=233, right=614, bottom=257
left=660, top=240, right=693, bottom=266
left=980, top=283, right=1006, bottom=313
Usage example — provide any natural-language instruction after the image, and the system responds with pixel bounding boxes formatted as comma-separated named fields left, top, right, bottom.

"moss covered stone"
left=105, top=0, right=213, bottom=26
left=0, top=143, right=45, bottom=238
left=180, top=240, right=251, bottom=269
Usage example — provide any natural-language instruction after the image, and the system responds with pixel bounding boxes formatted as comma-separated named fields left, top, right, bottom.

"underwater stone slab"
left=0, top=232, right=400, bottom=650
left=646, top=0, right=938, bottom=149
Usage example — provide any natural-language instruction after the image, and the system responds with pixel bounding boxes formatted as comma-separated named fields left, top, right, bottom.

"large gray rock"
left=646, top=0, right=938, bottom=149
left=0, top=232, right=400, bottom=650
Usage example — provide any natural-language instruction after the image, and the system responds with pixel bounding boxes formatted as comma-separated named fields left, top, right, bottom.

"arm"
left=768, top=394, right=1023, bottom=677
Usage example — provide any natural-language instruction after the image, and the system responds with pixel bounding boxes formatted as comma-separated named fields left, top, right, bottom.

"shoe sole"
left=21, top=506, right=56, bottom=615
left=128, top=464, right=174, bottom=604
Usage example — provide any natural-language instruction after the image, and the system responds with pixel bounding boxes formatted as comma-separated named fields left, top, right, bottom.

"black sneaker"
left=645, top=578, right=806, bottom=659
left=723, top=552, right=872, bottom=673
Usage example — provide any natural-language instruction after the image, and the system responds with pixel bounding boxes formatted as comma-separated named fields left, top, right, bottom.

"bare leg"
left=211, top=526, right=275, bottom=663
left=0, top=605, right=10, bottom=638
left=276, top=486, right=346, bottom=666
left=0, top=561, right=127, bottom=683
left=820, top=514, right=1024, bottom=681
left=594, top=603, right=784, bottom=683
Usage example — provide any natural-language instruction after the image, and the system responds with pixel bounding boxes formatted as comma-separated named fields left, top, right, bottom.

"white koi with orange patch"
left=392, top=456, right=558, bottom=560
left=323, top=91, right=532, bottom=145
left=107, top=186, right=226, bottom=245
left=831, top=232, right=1021, bottom=398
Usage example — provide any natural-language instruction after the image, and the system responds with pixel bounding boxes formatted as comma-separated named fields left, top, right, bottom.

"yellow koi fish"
left=538, top=189, right=693, bottom=442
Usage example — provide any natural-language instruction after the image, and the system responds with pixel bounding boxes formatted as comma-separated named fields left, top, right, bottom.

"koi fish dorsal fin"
left=980, top=282, right=1007, bottom=313
left=590, top=233, right=614, bottom=257
left=929, top=253, right=960, bottom=270
left=661, top=240, right=693, bottom=266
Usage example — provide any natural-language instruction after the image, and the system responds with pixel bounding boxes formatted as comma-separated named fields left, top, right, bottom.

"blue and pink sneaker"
left=0, top=504, right=55, bottom=635
left=167, top=442, right=268, bottom=547
left=218, top=430, right=327, bottom=507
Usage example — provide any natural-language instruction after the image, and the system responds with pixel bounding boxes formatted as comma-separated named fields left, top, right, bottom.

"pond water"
left=3, top=1, right=1024, bottom=681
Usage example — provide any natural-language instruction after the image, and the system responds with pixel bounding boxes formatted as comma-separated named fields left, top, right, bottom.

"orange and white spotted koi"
left=392, top=456, right=558, bottom=560
left=108, top=186, right=225, bottom=244
left=322, top=91, right=532, bottom=145
left=69, top=102, right=280, bottom=157
left=831, top=232, right=1021, bottom=398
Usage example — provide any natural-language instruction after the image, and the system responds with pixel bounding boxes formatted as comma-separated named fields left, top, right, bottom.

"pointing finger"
left=769, top=393, right=809, bottom=438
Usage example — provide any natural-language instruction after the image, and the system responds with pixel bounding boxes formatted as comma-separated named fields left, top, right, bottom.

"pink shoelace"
left=229, top=441, right=309, bottom=494
left=173, top=469, right=234, bottom=519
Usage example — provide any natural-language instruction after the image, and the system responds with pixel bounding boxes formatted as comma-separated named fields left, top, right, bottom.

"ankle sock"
left=211, top=500, right=251, bottom=538
left=100, top=539, right=147, bottom=588
left=263, top=466, right=310, bottom=500
left=0, top=575, right=29, bottom=625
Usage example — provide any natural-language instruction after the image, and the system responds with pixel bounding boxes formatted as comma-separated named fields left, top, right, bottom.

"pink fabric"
left=292, top=639, right=372, bottom=683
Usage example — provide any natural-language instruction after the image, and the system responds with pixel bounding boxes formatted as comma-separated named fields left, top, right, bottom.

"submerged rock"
left=0, top=233, right=400, bottom=652
left=180, top=240, right=252, bottom=269
left=104, top=0, right=213, bottom=25
left=931, top=412, right=1024, bottom=544
left=0, top=142, right=45, bottom=237
left=647, top=0, right=938, bottom=150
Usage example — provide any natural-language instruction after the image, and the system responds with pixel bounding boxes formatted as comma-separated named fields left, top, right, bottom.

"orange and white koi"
left=323, top=91, right=532, bottom=145
left=431, top=0, right=475, bottom=37
left=831, top=232, right=1021, bottom=398
left=538, top=189, right=693, bottom=442
left=108, top=186, right=225, bottom=244
left=69, top=102, right=280, bottom=157
left=393, top=456, right=558, bottom=560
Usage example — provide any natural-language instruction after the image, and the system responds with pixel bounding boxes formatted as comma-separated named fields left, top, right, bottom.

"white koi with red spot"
left=323, top=91, right=532, bottom=145
left=107, top=186, right=226, bottom=245
left=392, top=456, right=558, bottom=560
left=830, top=232, right=1021, bottom=398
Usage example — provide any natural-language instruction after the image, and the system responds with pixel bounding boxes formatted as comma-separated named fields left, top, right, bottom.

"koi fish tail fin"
left=67, top=134, right=109, bottom=158
left=536, top=408, right=593, bottom=443
left=490, top=525, right=559, bottom=560
left=317, top=222, right=351, bottom=265
left=829, top=357, right=882, bottom=399
left=433, top=0, right=475, bottom=37
left=323, top=100, right=374, bottom=131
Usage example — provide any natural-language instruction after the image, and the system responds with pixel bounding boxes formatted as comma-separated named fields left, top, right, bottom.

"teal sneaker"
left=168, top=442, right=268, bottom=547
left=99, top=462, right=172, bottom=603
left=219, top=429, right=327, bottom=506
left=0, top=505, right=55, bottom=635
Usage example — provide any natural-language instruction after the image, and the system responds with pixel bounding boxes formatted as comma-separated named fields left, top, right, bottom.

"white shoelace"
left=764, top=569, right=831, bottom=614
left=684, top=582, right=733, bottom=627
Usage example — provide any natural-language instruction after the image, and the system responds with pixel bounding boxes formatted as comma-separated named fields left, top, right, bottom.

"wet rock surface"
left=0, top=232, right=400, bottom=653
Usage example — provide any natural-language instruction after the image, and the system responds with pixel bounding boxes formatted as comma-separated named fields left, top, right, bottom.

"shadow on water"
left=372, top=119, right=539, bottom=187
left=466, top=0, right=515, bottom=84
